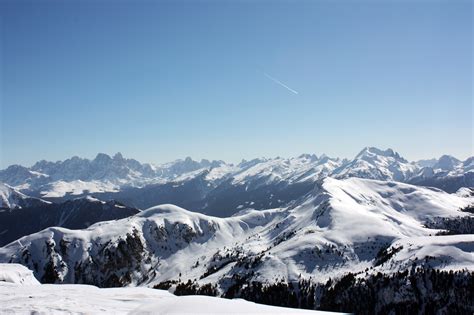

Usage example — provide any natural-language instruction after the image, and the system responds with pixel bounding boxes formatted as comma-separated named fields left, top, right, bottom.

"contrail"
left=263, top=72, right=299, bottom=95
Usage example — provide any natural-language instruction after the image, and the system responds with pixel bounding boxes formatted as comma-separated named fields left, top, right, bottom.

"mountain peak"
left=113, top=152, right=124, bottom=161
left=355, top=147, right=401, bottom=160
left=434, top=155, right=460, bottom=171
left=298, top=153, right=318, bottom=161
left=438, top=154, right=459, bottom=162
left=94, top=153, right=112, bottom=163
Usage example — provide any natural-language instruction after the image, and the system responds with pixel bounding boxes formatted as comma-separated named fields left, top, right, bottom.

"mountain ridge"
left=0, top=147, right=472, bottom=216
left=1, top=177, right=471, bottom=288
left=0, top=194, right=140, bottom=246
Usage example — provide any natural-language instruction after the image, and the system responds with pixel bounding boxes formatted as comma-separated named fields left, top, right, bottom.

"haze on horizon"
left=1, top=0, right=472, bottom=168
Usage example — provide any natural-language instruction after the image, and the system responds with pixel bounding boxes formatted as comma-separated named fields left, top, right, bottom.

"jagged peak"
left=434, top=155, right=461, bottom=171
left=437, top=154, right=460, bottom=163
left=317, top=154, right=333, bottom=164
left=463, top=156, right=474, bottom=166
left=355, top=147, right=403, bottom=160
left=298, top=153, right=318, bottom=161
left=3, top=164, right=30, bottom=171
left=238, top=157, right=267, bottom=168
left=94, top=153, right=112, bottom=162
left=113, top=152, right=124, bottom=161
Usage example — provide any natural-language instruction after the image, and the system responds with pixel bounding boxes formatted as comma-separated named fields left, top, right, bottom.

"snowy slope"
left=373, top=235, right=474, bottom=273
left=0, top=264, right=40, bottom=285
left=134, top=295, right=337, bottom=314
left=0, top=183, right=28, bottom=209
left=221, top=177, right=473, bottom=283
left=0, top=264, right=333, bottom=314
left=0, top=182, right=50, bottom=210
left=39, top=180, right=121, bottom=198
left=319, top=177, right=469, bottom=238
left=1, top=178, right=471, bottom=290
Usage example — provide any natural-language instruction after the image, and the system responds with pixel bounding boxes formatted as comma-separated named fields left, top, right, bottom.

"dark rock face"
left=72, top=229, right=146, bottom=287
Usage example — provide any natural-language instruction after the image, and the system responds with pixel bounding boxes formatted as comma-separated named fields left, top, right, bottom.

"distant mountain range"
left=0, top=147, right=472, bottom=216
left=0, top=152, right=223, bottom=191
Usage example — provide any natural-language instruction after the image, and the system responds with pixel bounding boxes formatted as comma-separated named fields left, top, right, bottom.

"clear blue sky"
left=1, top=0, right=472, bottom=167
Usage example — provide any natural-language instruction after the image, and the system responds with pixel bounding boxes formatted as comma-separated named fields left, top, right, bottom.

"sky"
left=0, top=0, right=472, bottom=167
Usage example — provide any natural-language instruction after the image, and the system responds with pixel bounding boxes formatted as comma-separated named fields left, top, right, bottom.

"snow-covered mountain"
left=409, top=155, right=474, bottom=193
left=1, top=148, right=472, bottom=216
left=91, top=150, right=474, bottom=215
left=1, top=150, right=472, bottom=313
left=230, top=154, right=340, bottom=186
left=1, top=177, right=472, bottom=313
left=332, top=147, right=418, bottom=181
left=0, top=153, right=223, bottom=197
left=0, top=183, right=50, bottom=210
left=0, top=196, right=139, bottom=246
left=1, top=178, right=471, bottom=288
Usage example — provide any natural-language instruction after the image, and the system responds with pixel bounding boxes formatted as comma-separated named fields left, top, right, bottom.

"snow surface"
left=0, top=183, right=29, bottom=209
left=0, top=264, right=39, bottom=285
left=378, top=235, right=474, bottom=272
left=135, top=295, right=337, bottom=314
left=456, top=187, right=474, bottom=198
left=0, top=182, right=50, bottom=209
left=0, top=264, right=334, bottom=314
left=40, top=180, right=120, bottom=198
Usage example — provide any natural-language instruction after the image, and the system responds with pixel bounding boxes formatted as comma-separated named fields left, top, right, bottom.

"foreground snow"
left=135, top=295, right=336, bottom=314
left=0, top=281, right=172, bottom=314
left=0, top=263, right=40, bottom=285
left=0, top=264, right=334, bottom=314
